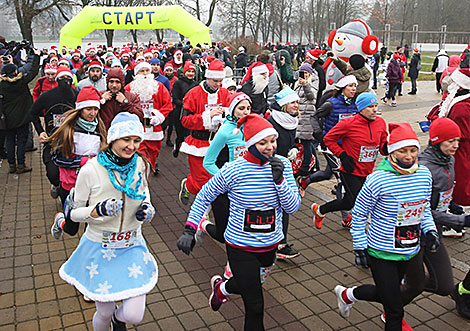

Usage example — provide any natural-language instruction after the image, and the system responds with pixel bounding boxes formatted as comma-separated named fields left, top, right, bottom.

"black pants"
left=161, top=108, right=176, bottom=140
left=207, top=193, right=230, bottom=243
left=280, top=212, right=289, bottom=244
left=59, top=186, right=80, bottom=236
left=26, top=123, right=34, bottom=149
left=387, top=82, right=399, bottom=101
left=225, top=245, right=277, bottom=331
left=173, top=107, right=189, bottom=153
left=307, top=152, right=339, bottom=183
left=436, top=72, right=443, bottom=92
left=410, top=78, right=417, bottom=93
left=5, top=124, right=29, bottom=165
left=43, top=143, right=60, bottom=187
left=353, top=253, right=420, bottom=331
left=320, top=171, right=366, bottom=215
left=401, top=242, right=454, bottom=301
left=463, top=270, right=470, bottom=290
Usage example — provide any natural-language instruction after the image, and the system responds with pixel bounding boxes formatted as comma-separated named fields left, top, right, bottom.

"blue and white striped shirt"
left=187, top=155, right=301, bottom=248
left=351, top=165, right=437, bottom=256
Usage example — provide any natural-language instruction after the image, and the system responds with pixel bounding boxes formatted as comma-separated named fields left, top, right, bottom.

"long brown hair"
left=46, top=108, right=107, bottom=158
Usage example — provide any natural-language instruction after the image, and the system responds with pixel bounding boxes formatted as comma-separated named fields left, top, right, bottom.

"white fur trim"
left=179, top=142, right=210, bottom=157
left=44, top=68, right=57, bottom=74
left=149, top=110, right=165, bottom=126
left=72, top=52, right=80, bottom=57
left=388, top=139, right=420, bottom=153
left=252, top=64, right=269, bottom=76
left=277, top=93, right=300, bottom=107
left=205, top=70, right=225, bottom=79
left=134, top=62, right=151, bottom=74
left=201, top=110, right=220, bottom=131
left=75, top=100, right=100, bottom=110
left=246, top=128, right=278, bottom=148
left=143, top=130, right=163, bottom=141
left=88, top=64, right=103, bottom=71
left=56, top=71, right=73, bottom=80
left=451, top=69, right=470, bottom=90
left=306, top=52, right=318, bottom=60
left=335, top=75, right=358, bottom=88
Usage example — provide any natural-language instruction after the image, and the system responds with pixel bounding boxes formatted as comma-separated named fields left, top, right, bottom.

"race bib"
left=395, top=199, right=426, bottom=248
left=53, top=114, right=66, bottom=128
left=436, top=188, right=453, bottom=212
left=102, top=229, right=137, bottom=248
left=141, top=101, right=153, bottom=117
left=358, top=145, right=379, bottom=163
left=339, top=113, right=354, bottom=121
left=233, top=145, right=246, bottom=160
left=204, top=103, right=222, bottom=112
left=243, top=209, right=275, bottom=233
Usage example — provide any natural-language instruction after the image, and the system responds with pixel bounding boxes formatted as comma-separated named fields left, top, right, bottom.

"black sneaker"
left=179, top=178, right=190, bottom=205
left=276, top=244, right=301, bottom=259
left=449, top=201, right=465, bottom=215
left=166, top=139, right=174, bottom=147
left=153, top=162, right=159, bottom=176
left=173, top=145, right=179, bottom=158
left=111, top=312, right=127, bottom=331
left=451, top=284, right=470, bottom=320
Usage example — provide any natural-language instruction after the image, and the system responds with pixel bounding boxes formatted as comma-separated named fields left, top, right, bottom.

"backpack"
left=417, top=59, right=422, bottom=71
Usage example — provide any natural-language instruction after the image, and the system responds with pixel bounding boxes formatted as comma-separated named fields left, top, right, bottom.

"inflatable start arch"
left=60, top=5, right=212, bottom=48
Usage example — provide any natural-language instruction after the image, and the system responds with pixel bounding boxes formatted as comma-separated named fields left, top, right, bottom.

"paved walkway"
left=1, top=81, right=470, bottom=330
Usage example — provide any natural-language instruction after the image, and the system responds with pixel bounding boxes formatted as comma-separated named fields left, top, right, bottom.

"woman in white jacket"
left=59, top=113, right=158, bottom=331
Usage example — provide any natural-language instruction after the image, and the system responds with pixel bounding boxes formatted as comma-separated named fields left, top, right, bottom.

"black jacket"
left=235, top=53, right=249, bottom=68
left=0, top=54, right=39, bottom=129
left=172, top=76, right=198, bottom=116
left=267, top=102, right=297, bottom=157
left=408, top=54, right=421, bottom=79
left=240, top=78, right=268, bottom=115
left=313, top=61, right=326, bottom=108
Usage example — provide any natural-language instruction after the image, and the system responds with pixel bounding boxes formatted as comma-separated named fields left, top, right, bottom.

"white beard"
left=252, top=74, right=269, bottom=94
left=175, top=57, right=183, bottom=64
left=130, top=74, right=158, bottom=101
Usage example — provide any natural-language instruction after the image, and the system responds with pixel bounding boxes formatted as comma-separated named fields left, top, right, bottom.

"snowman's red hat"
left=327, top=19, right=379, bottom=56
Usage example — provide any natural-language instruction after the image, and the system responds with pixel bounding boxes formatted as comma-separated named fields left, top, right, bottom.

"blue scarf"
left=77, top=117, right=98, bottom=132
left=97, top=150, right=146, bottom=200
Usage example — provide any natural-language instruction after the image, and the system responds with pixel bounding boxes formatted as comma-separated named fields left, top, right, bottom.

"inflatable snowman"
left=323, top=19, right=379, bottom=90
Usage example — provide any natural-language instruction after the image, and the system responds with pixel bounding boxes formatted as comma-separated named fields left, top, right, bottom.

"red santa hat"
left=205, top=59, right=225, bottom=79
left=50, top=54, right=58, bottom=62
left=135, top=54, right=145, bottom=62
left=97, top=45, right=103, bottom=51
left=44, top=63, right=57, bottom=74
left=89, top=47, right=96, bottom=53
left=120, top=49, right=131, bottom=58
left=88, top=60, right=103, bottom=72
left=226, top=92, right=251, bottom=117
left=450, top=68, right=470, bottom=90
left=49, top=46, right=57, bottom=54
left=72, top=49, right=81, bottom=57
left=335, top=75, right=357, bottom=89
left=183, top=61, right=196, bottom=74
left=387, top=123, right=420, bottom=153
left=55, top=67, right=73, bottom=80
left=144, top=50, right=153, bottom=58
left=75, top=86, right=102, bottom=110
left=163, top=63, right=174, bottom=71
left=306, top=49, right=324, bottom=61
left=233, top=113, right=278, bottom=148
left=252, top=63, right=269, bottom=76
left=174, top=49, right=183, bottom=56
left=134, top=61, right=151, bottom=74
left=58, top=58, right=69, bottom=66
left=206, top=55, right=216, bottom=63
left=429, top=118, right=461, bottom=145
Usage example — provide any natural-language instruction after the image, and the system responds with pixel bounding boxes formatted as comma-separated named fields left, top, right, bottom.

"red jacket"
left=448, top=97, right=470, bottom=205
left=324, top=113, right=388, bottom=177
left=32, top=76, right=58, bottom=102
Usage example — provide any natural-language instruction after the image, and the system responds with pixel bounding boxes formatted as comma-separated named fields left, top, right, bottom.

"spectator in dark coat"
left=383, top=53, right=403, bottom=107
left=235, top=47, right=249, bottom=69
left=408, top=49, right=421, bottom=95
left=240, top=63, right=270, bottom=115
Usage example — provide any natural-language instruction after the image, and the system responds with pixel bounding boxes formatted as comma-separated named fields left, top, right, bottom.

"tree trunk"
left=105, top=30, right=114, bottom=47
left=131, top=30, right=138, bottom=44
left=155, top=29, right=164, bottom=43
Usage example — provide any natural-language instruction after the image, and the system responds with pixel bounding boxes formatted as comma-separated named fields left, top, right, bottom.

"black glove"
left=269, top=156, right=285, bottom=185
left=177, top=226, right=196, bottom=255
left=339, top=152, right=356, bottom=174
left=464, top=215, right=470, bottom=227
left=354, top=249, right=369, bottom=268
left=425, top=230, right=440, bottom=253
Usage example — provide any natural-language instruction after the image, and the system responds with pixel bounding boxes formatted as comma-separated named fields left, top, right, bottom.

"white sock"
left=346, top=286, right=358, bottom=303
left=220, top=281, right=230, bottom=296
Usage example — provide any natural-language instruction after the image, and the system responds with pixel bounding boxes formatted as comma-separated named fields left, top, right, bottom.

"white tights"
left=92, top=295, right=146, bottom=331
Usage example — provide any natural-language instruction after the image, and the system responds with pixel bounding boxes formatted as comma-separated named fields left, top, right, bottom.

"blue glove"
left=136, top=203, right=155, bottom=223
left=95, top=198, right=124, bottom=217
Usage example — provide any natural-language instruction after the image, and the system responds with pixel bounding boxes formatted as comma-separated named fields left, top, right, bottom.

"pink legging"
left=92, top=295, right=146, bottom=331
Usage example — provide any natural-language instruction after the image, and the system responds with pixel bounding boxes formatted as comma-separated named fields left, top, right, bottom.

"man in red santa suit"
left=178, top=59, right=230, bottom=205
left=125, top=61, right=173, bottom=173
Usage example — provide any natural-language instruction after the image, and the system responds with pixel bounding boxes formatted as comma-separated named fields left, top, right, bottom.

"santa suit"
left=125, top=80, right=173, bottom=168
left=180, top=83, right=230, bottom=194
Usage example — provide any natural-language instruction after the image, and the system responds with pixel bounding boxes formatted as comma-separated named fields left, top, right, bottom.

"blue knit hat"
left=149, top=57, right=160, bottom=65
left=274, top=86, right=299, bottom=107
left=356, top=92, right=378, bottom=111
left=107, top=113, right=144, bottom=144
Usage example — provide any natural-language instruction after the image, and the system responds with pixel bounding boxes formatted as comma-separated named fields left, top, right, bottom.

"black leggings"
left=225, top=245, right=277, bottom=331
left=206, top=193, right=230, bottom=243
left=173, top=107, right=189, bottom=152
left=43, top=143, right=60, bottom=187
left=353, top=253, right=420, bottom=331
left=58, top=186, right=80, bottom=236
left=307, top=152, right=340, bottom=183
left=401, top=242, right=454, bottom=300
left=319, top=171, right=366, bottom=215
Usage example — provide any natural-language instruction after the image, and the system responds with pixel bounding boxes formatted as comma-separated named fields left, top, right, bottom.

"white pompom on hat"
left=205, top=59, right=226, bottom=79
left=387, top=122, right=420, bottom=154
left=107, top=112, right=145, bottom=144
left=233, top=113, right=278, bottom=148
left=75, top=85, right=102, bottom=110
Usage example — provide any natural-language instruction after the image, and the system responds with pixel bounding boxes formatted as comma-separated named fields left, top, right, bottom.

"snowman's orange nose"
left=335, top=39, right=344, bottom=46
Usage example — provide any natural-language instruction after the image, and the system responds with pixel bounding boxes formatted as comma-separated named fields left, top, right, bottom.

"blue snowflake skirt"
left=59, top=235, right=158, bottom=302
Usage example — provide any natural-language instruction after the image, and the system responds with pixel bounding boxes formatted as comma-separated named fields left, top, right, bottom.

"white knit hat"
left=107, top=113, right=144, bottom=144
left=335, top=75, right=358, bottom=89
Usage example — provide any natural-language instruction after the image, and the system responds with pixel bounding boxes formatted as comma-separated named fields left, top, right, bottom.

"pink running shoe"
left=209, top=275, right=227, bottom=311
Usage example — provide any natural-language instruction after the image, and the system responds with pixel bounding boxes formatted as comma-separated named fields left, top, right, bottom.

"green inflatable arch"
left=60, top=5, right=212, bottom=48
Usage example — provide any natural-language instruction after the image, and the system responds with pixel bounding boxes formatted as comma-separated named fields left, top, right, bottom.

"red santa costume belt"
left=191, top=130, right=215, bottom=141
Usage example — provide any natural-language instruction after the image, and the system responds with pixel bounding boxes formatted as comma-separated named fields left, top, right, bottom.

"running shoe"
left=382, top=97, right=388, bottom=104
left=296, top=176, right=308, bottom=198
left=276, top=244, right=301, bottom=259
left=50, top=212, right=64, bottom=240
left=335, top=285, right=353, bottom=318
left=179, top=178, right=190, bottom=205
left=391, top=101, right=397, bottom=107
left=380, top=313, right=414, bottom=331
left=209, top=275, right=227, bottom=311
left=312, top=203, right=324, bottom=229
left=341, top=214, right=352, bottom=229
left=442, top=226, right=464, bottom=238
left=195, top=215, right=211, bottom=243
left=223, top=261, right=232, bottom=279
left=83, top=294, right=94, bottom=303
left=451, top=284, right=470, bottom=320
left=50, top=184, right=60, bottom=199
left=111, top=312, right=127, bottom=331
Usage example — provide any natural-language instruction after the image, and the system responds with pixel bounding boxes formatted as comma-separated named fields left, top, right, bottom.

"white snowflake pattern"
left=128, top=263, right=143, bottom=279
left=142, top=251, right=153, bottom=265
left=101, top=248, right=117, bottom=262
left=86, top=262, right=99, bottom=279
left=96, top=280, right=112, bottom=294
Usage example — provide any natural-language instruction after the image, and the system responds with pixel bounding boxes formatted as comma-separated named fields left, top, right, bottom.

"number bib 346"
left=102, top=230, right=138, bottom=248
left=358, top=145, right=379, bottom=163
left=395, top=199, right=426, bottom=249
left=243, top=209, right=275, bottom=233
